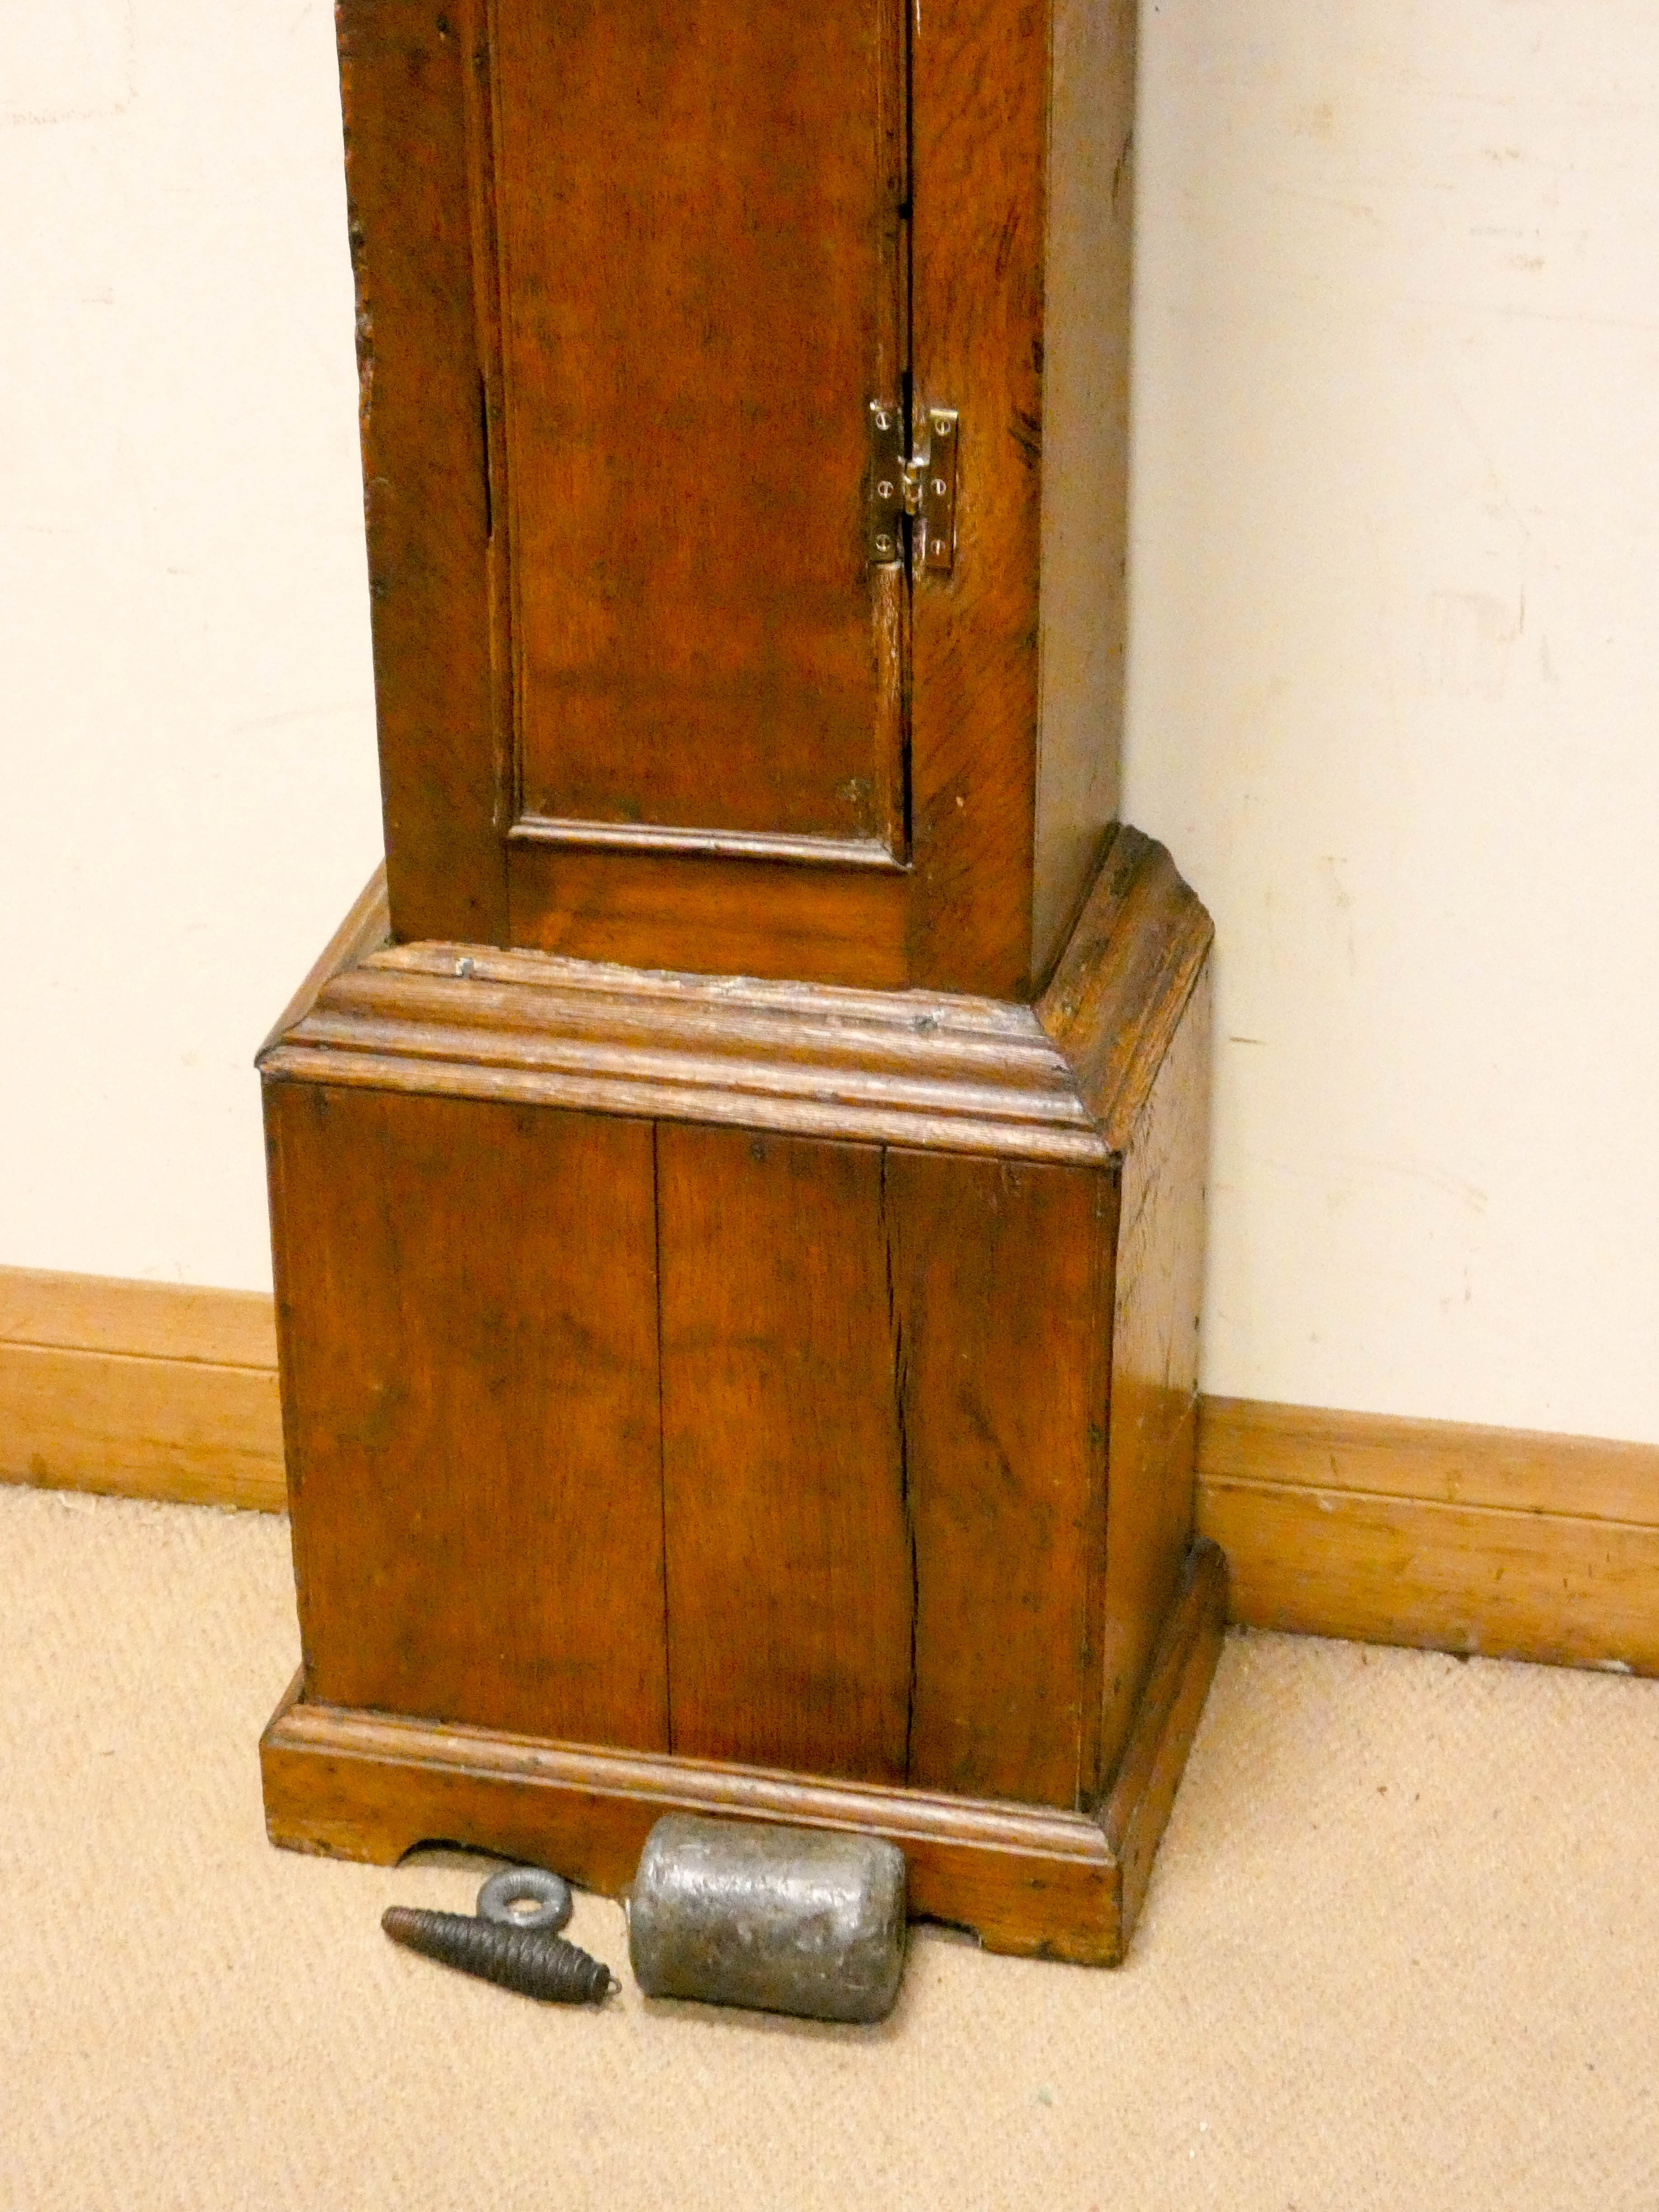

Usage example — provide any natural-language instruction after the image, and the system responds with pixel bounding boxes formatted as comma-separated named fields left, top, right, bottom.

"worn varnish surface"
left=492, top=0, right=907, bottom=851
left=886, top=1151, right=1111, bottom=1804
left=1092, top=965, right=1210, bottom=1786
left=262, top=829, right=1212, bottom=1794
left=1102, top=1537, right=1228, bottom=1946
left=1031, top=0, right=1138, bottom=975
left=1035, top=833, right=1214, bottom=1787
left=336, top=5, right=503, bottom=945
left=905, top=0, right=1049, bottom=994
left=659, top=1129, right=913, bottom=1781
left=335, top=0, right=1139, bottom=991
left=1038, top=825, right=1215, bottom=1149
left=504, top=843, right=914, bottom=989
left=267, top=1086, right=669, bottom=1752
left=262, top=922, right=1104, bottom=1165
left=264, top=826, right=1206, bottom=1168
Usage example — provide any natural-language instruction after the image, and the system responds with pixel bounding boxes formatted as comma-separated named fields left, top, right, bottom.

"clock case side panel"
left=337, top=0, right=506, bottom=946
left=1030, top=0, right=1138, bottom=981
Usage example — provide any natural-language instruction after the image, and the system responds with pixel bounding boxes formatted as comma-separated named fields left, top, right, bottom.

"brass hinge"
left=867, top=398, right=958, bottom=573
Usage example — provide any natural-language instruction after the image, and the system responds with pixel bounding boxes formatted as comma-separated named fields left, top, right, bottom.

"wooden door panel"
left=489, top=0, right=907, bottom=853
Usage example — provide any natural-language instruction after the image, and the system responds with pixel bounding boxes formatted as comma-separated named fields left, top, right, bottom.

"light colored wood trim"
left=5, top=1266, right=1659, bottom=1675
left=1196, top=1397, right=1659, bottom=1674
left=0, top=1266, right=277, bottom=1369
left=1198, top=1477, right=1659, bottom=1675
left=0, top=1267, right=284, bottom=1512
left=1199, top=1394, right=1659, bottom=1528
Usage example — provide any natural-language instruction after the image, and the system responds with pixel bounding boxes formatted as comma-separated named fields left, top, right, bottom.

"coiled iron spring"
left=381, top=1905, right=616, bottom=2004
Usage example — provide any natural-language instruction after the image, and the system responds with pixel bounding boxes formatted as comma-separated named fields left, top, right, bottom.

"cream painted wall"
left=1125, top=0, right=1659, bottom=1442
left=2, top=2, right=1655, bottom=1441
left=0, top=2, right=383, bottom=1289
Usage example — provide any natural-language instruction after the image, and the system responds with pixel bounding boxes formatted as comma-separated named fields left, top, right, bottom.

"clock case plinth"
left=259, top=826, right=1222, bottom=1966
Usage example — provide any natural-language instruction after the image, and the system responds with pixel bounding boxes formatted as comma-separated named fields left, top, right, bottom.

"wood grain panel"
left=885, top=1150, right=1110, bottom=1806
left=265, top=1084, right=667, bottom=1750
left=491, top=0, right=906, bottom=847
left=1095, top=962, right=1210, bottom=1789
left=1200, top=1480, right=1659, bottom=1675
left=506, top=840, right=911, bottom=988
left=1200, top=1396, right=1659, bottom=1525
left=336, top=1, right=504, bottom=943
left=1031, top=0, right=1137, bottom=975
left=657, top=1125, right=913, bottom=1781
left=906, top=0, right=1050, bottom=994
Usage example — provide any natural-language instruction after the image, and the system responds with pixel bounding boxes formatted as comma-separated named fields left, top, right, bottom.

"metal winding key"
left=381, top=1905, right=616, bottom=2004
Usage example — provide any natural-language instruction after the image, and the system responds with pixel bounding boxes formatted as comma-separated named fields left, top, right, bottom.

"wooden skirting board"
left=0, top=1268, right=281, bottom=1514
left=1197, top=1397, right=1659, bottom=1675
left=4, top=1263, right=1658, bottom=1675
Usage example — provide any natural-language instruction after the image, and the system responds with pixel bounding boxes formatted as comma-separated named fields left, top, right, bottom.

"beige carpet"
left=4, top=1485, right=1657, bottom=2210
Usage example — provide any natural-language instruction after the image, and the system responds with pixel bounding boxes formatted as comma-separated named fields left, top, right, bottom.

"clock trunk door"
left=486, top=0, right=910, bottom=866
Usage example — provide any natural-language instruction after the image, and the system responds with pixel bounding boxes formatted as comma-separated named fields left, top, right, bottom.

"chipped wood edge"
left=257, top=862, right=392, bottom=1060
left=5, top=1268, right=1659, bottom=1675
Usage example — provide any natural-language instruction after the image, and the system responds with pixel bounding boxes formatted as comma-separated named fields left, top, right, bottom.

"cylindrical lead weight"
left=628, top=1814, right=908, bottom=2023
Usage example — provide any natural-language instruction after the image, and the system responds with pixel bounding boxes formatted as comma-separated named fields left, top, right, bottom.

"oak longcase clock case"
left=257, top=0, right=1225, bottom=1966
